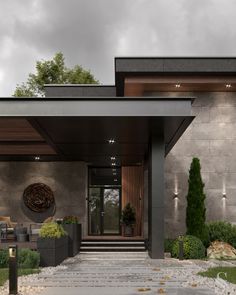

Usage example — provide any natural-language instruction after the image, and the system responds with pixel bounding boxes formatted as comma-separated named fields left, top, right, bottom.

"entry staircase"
left=80, top=238, right=147, bottom=252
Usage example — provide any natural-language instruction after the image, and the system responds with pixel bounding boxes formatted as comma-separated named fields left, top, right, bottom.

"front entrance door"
left=88, top=187, right=121, bottom=235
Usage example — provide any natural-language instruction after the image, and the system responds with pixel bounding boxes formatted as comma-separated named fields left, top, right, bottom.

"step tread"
left=81, top=241, right=145, bottom=245
left=81, top=246, right=146, bottom=249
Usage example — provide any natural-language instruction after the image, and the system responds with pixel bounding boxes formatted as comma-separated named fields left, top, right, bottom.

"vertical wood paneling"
left=122, top=166, right=144, bottom=236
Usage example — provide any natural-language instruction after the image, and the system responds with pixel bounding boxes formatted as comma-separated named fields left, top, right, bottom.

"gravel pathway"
left=1, top=252, right=236, bottom=294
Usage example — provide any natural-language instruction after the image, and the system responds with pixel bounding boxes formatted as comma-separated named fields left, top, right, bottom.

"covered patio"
left=0, top=96, right=193, bottom=258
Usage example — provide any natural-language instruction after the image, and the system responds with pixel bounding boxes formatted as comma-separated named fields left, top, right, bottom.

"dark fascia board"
left=115, top=56, right=236, bottom=73
left=0, top=96, right=195, bottom=102
left=44, top=84, right=116, bottom=98
left=115, top=57, right=236, bottom=96
left=0, top=97, right=193, bottom=117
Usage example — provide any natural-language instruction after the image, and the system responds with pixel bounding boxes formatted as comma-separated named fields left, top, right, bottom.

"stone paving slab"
left=39, top=286, right=215, bottom=295
left=32, top=252, right=217, bottom=294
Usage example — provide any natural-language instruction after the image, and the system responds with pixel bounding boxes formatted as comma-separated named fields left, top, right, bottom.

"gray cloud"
left=1, top=0, right=236, bottom=96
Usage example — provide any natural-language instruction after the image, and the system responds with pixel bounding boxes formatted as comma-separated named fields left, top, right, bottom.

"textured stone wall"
left=0, top=161, right=88, bottom=235
left=149, top=91, right=236, bottom=238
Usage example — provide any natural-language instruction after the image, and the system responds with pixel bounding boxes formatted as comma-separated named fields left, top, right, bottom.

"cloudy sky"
left=0, top=0, right=236, bottom=96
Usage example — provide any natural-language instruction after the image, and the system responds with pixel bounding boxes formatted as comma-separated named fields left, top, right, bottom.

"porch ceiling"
left=0, top=97, right=194, bottom=165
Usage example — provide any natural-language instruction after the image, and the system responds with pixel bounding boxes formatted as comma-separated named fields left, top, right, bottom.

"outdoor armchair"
left=0, top=216, right=17, bottom=241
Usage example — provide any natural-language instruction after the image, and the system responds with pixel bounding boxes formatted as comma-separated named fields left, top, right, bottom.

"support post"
left=9, top=245, right=18, bottom=295
left=148, top=133, right=165, bottom=259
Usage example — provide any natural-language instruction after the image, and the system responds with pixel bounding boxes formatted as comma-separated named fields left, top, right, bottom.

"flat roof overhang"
left=115, top=57, right=236, bottom=96
left=0, top=97, right=194, bottom=164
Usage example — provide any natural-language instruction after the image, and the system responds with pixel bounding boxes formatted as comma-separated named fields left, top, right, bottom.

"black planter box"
left=37, top=235, right=68, bottom=267
left=62, top=224, right=81, bottom=257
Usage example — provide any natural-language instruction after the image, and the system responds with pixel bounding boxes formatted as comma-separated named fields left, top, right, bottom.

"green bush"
left=0, top=249, right=39, bottom=269
left=207, top=221, right=236, bottom=248
left=39, top=222, right=67, bottom=238
left=171, top=235, right=206, bottom=259
left=121, top=203, right=136, bottom=225
left=164, top=239, right=175, bottom=253
left=62, top=216, right=79, bottom=224
left=18, top=249, right=40, bottom=269
left=0, top=250, right=8, bottom=268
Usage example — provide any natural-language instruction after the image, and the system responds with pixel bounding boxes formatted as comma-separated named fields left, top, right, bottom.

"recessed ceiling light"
left=35, top=156, right=40, bottom=161
left=110, top=156, right=116, bottom=160
left=108, top=139, right=115, bottom=144
left=175, top=84, right=181, bottom=88
left=226, top=84, right=232, bottom=88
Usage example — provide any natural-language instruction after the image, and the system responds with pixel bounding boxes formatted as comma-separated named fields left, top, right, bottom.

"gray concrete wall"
left=148, top=91, right=236, bottom=238
left=0, top=161, right=88, bottom=236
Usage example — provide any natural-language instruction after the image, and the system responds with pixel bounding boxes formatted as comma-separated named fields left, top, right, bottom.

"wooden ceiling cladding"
left=122, top=166, right=144, bottom=236
left=0, top=118, right=56, bottom=155
left=0, top=143, right=56, bottom=155
left=0, top=118, right=44, bottom=141
left=124, top=76, right=236, bottom=96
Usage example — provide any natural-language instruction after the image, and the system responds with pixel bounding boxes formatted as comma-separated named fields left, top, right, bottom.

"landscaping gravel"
left=1, top=253, right=236, bottom=294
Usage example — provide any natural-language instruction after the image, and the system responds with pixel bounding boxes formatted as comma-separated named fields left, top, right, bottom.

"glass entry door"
left=88, top=187, right=121, bottom=235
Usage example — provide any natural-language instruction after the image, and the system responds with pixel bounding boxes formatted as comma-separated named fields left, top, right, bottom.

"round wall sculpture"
left=23, top=183, right=55, bottom=213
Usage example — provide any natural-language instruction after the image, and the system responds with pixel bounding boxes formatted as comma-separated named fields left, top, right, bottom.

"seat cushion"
left=31, top=229, right=40, bottom=235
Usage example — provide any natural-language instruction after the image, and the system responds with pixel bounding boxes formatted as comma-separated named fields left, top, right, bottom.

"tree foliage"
left=13, top=52, right=98, bottom=97
left=186, top=157, right=208, bottom=245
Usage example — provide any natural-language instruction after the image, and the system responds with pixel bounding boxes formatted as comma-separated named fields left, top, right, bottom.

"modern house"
left=0, top=57, right=236, bottom=258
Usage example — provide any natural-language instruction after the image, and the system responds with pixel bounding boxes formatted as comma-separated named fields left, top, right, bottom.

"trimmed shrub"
left=62, top=216, right=79, bottom=224
left=18, top=249, right=40, bottom=269
left=171, top=235, right=206, bottom=259
left=207, top=221, right=236, bottom=249
left=164, top=239, right=175, bottom=253
left=0, top=250, right=8, bottom=268
left=186, top=158, right=208, bottom=246
left=39, top=222, right=67, bottom=239
left=0, top=249, right=40, bottom=269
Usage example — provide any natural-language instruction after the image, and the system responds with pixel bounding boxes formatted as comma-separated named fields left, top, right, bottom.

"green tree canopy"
left=13, top=52, right=98, bottom=97
left=186, top=157, right=209, bottom=246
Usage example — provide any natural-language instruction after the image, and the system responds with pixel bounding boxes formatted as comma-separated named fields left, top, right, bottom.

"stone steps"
left=80, top=239, right=146, bottom=252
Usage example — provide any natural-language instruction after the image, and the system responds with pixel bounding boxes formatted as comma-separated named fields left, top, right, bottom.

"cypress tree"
left=186, top=157, right=208, bottom=245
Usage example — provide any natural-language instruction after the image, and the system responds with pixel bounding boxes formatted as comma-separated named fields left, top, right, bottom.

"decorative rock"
left=207, top=241, right=236, bottom=259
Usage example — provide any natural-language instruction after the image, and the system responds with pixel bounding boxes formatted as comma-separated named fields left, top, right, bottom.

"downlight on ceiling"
left=35, top=156, right=40, bottom=161
left=175, top=84, right=181, bottom=88
left=226, top=84, right=232, bottom=88
left=108, top=139, right=115, bottom=144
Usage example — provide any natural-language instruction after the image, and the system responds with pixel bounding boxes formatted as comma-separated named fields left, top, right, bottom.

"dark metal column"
left=148, top=133, right=165, bottom=259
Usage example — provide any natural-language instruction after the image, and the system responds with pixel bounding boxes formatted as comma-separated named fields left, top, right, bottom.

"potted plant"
left=62, top=216, right=81, bottom=257
left=37, top=222, right=68, bottom=266
left=121, top=203, right=136, bottom=237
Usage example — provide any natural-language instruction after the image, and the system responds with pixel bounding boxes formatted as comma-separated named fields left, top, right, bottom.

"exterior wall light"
left=173, top=192, right=178, bottom=199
